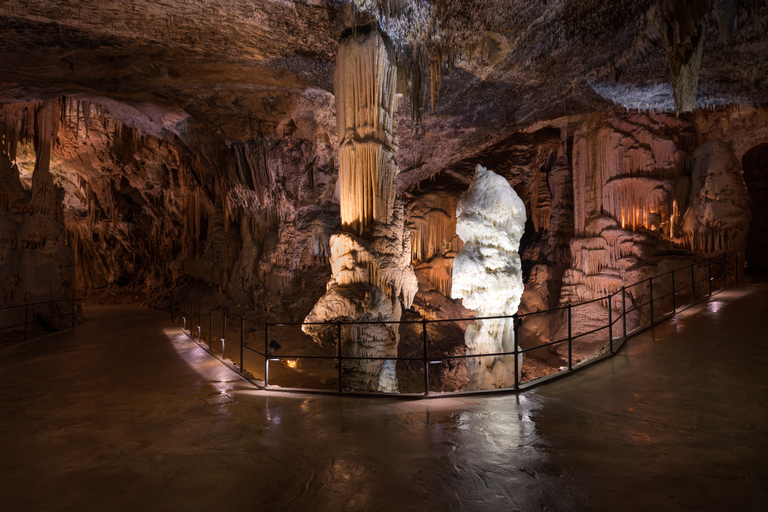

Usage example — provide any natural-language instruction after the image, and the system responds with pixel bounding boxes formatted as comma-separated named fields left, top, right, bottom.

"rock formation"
left=0, top=101, right=74, bottom=323
left=682, top=139, right=750, bottom=253
left=659, top=0, right=709, bottom=114
left=451, top=165, right=526, bottom=390
left=1, top=1, right=768, bottom=390
left=302, top=28, right=417, bottom=393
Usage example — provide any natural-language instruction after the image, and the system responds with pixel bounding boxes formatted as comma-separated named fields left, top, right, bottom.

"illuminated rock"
left=682, top=139, right=751, bottom=253
left=302, top=28, right=416, bottom=392
left=451, top=164, right=526, bottom=390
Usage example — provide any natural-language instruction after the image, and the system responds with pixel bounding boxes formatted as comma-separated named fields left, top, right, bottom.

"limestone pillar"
left=303, top=28, right=417, bottom=392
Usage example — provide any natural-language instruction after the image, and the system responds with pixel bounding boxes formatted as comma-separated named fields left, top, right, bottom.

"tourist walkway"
left=1, top=281, right=766, bottom=511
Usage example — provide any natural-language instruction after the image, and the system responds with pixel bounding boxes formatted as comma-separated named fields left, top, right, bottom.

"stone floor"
left=1, top=280, right=767, bottom=511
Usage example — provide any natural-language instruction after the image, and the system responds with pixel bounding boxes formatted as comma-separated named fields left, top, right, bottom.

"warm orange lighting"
left=284, top=359, right=298, bottom=369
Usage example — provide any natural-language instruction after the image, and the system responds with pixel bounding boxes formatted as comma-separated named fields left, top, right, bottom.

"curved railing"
left=0, top=297, right=80, bottom=345
left=170, top=251, right=741, bottom=397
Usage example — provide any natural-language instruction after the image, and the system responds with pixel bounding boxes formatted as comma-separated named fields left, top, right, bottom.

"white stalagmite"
left=451, top=165, right=526, bottom=390
left=303, top=28, right=417, bottom=393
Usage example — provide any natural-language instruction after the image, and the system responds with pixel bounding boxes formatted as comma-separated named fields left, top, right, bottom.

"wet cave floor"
left=1, top=279, right=767, bottom=511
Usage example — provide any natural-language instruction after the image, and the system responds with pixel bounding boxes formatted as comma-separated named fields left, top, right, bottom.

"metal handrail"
left=170, top=251, right=740, bottom=397
left=0, top=297, right=81, bottom=342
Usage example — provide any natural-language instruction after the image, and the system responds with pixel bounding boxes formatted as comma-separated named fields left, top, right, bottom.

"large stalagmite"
left=451, top=165, right=526, bottom=390
left=302, top=28, right=417, bottom=392
left=682, top=139, right=750, bottom=253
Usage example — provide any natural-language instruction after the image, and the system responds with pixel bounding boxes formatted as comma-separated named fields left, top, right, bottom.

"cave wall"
left=0, top=102, right=74, bottom=309
left=402, top=105, right=766, bottom=370
left=0, top=92, right=340, bottom=324
left=2, top=92, right=766, bottom=370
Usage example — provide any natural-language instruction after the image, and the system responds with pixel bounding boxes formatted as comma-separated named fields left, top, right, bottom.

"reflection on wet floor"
left=0, top=284, right=767, bottom=511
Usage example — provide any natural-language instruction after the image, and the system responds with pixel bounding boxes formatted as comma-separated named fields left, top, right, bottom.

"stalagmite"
left=681, top=139, right=750, bottom=253
left=451, top=165, right=526, bottom=390
left=303, top=28, right=417, bottom=393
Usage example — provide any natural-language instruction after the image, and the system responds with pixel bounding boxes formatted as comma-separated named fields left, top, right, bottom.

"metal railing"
left=170, top=251, right=741, bottom=398
left=0, top=297, right=80, bottom=343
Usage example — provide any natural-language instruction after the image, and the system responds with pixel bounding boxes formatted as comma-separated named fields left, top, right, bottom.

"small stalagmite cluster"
left=302, top=28, right=417, bottom=393
left=451, top=165, right=526, bottom=390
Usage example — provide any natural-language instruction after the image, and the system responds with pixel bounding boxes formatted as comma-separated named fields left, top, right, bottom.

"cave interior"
left=1, top=0, right=767, bottom=390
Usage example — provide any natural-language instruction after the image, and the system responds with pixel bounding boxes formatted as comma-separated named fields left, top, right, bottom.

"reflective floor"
left=1, top=281, right=767, bottom=511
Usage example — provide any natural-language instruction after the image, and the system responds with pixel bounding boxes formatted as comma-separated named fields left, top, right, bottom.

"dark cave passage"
left=743, top=143, right=768, bottom=274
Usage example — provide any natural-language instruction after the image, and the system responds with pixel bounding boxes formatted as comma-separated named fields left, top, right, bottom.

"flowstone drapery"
left=302, top=28, right=417, bottom=393
left=451, top=165, right=526, bottom=390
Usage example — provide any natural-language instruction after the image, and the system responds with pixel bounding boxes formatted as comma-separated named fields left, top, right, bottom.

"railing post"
left=239, top=316, right=244, bottom=373
left=671, top=268, right=676, bottom=312
left=708, top=257, right=713, bottom=295
left=209, top=308, right=213, bottom=350
left=622, top=286, right=626, bottom=338
left=198, top=304, right=202, bottom=341
left=264, top=321, right=270, bottom=388
left=567, top=304, right=572, bottom=371
left=49, top=299, right=53, bottom=332
left=222, top=312, right=227, bottom=359
left=513, top=315, right=520, bottom=389
left=23, top=303, right=28, bottom=341
left=690, top=263, right=696, bottom=305
left=723, top=252, right=727, bottom=288
left=608, top=296, right=613, bottom=354
left=422, top=318, right=429, bottom=396
left=649, top=278, right=654, bottom=324
left=337, top=321, right=343, bottom=393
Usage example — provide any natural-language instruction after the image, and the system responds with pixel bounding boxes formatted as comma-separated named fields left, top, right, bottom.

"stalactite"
left=335, top=28, right=399, bottom=236
left=659, top=0, right=708, bottom=114
left=602, top=177, right=672, bottom=231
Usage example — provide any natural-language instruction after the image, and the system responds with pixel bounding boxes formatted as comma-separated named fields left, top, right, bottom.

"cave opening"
left=743, top=143, right=768, bottom=274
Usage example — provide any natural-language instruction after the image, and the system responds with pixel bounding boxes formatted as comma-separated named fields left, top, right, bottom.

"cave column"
left=302, top=28, right=417, bottom=393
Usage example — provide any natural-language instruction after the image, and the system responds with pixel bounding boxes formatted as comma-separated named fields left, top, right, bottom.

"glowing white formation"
left=451, top=165, right=526, bottom=390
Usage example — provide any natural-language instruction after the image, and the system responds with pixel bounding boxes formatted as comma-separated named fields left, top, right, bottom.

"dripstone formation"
left=302, top=28, right=417, bottom=392
left=1, top=1, right=767, bottom=388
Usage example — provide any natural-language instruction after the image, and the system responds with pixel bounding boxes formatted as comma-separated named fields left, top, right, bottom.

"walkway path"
left=1, top=282, right=766, bottom=511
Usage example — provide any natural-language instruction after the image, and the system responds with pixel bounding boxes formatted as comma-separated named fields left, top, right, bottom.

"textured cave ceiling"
left=1, top=0, right=767, bottom=188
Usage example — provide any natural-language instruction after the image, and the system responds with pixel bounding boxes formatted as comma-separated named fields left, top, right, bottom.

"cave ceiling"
left=1, top=0, right=767, bottom=188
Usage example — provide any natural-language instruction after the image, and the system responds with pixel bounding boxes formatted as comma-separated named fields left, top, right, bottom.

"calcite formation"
left=2, top=1, right=768, bottom=390
left=0, top=101, right=74, bottom=326
left=334, top=28, right=399, bottom=236
left=302, top=28, right=417, bottom=393
left=682, top=139, right=750, bottom=253
left=659, top=0, right=708, bottom=114
left=451, top=165, right=526, bottom=390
